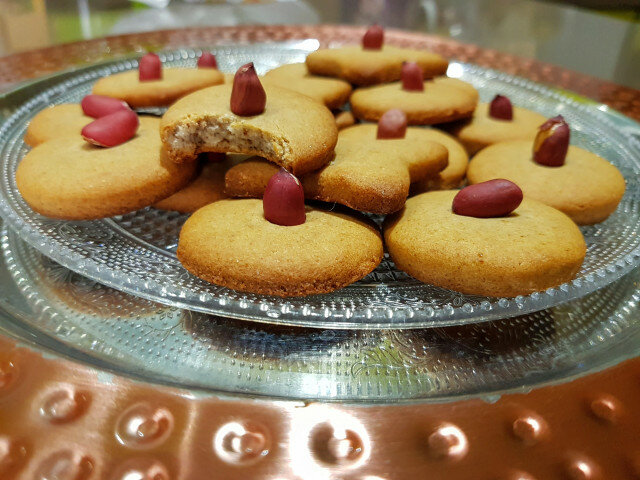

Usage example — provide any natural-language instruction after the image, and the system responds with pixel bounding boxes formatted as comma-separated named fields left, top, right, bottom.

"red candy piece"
left=139, top=53, right=162, bottom=81
left=197, top=51, right=218, bottom=69
left=362, top=24, right=384, bottom=50
left=377, top=109, right=407, bottom=139
left=452, top=179, right=523, bottom=218
left=489, top=94, right=513, bottom=121
left=263, top=168, right=306, bottom=226
left=81, top=109, right=139, bottom=148
left=533, top=115, right=570, bottom=167
left=230, top=63, right=267, bottom=116
left=81, top=95, right=130, bottom=119
left=401, top=62, right=424, bottom=92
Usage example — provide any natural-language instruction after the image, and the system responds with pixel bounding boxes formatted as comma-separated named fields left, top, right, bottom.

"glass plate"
left=1, top=43, right=640, bottom=329
left=1, top=221, right=639, bottom=400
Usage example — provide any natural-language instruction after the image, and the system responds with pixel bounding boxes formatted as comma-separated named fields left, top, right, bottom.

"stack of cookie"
left=16, top=30, right=626, bottom=300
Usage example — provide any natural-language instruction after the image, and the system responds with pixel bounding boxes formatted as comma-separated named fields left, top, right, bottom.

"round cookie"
left=384, top=191, right=586, bottom=298
left=467, top=141, right=626, bottom=225
left=160, top=84, right=338, bottom=176
left=334, top=110, right=356, bottom=130
left=306, top=45, right=449, bottom=86
left=448, top=102, right=547, bottom=155
left=263, top=63, right=352, bottom=109
left=350, top=77, right=478, bottom=125
left=92, top=68, right=224, bottom=108
left=16, top=116, right=198, bottom=220
left=24, top=104, right=90, bottom=147
left=177, top=199, right=384, bottom=297
left=410, top=129, right=469, bottom=192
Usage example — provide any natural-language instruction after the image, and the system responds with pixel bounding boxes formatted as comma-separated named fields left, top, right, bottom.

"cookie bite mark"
left=160, top=83, right=338, bottom=176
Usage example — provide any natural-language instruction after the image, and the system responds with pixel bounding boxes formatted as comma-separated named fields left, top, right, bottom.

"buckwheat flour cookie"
left=16, top=117, right=197, bottom=220
left=384, top=190, right=586, bottom=297
left=225, top=116, right=449, bottom=214
left=24, top=104, right=91, bottom=147
left=160, top=64, right=338, bottom=176
left=410, top=129, right=469, bottom=192
left=263, top=63, right=352, bottom=109
left=467, top=118, right=625, bottom=225
left=350, top=76, right=478, bottom=125
left=92, top=68, right=224, bottom=108
left=306, top=25, right=448, bottom=86
left=177, top=199, right=383, bottom=297
left=449, top=97, right=547, bottom=155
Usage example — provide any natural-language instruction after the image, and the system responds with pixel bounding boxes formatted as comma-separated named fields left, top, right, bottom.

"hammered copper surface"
left=0, top=25, right=639, bottom=120
left=0, top=336, right=638, bottom=479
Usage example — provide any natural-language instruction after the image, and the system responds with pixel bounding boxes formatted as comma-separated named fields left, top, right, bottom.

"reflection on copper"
left=589, top=395, right=620, bottom=424
left=427, top=423, right=468, bottom=460
left=108, top=457, right=170, bottom=480
left=511, top=415, right=547, bottom=446
left=115, top=403, right=174, bottom=449
left=39, top=386, right=90, bottom=424
left=35, top=449, right=94, bottom=480
left=0, top=359, right=17, bottom=393
left=213, top=421, right=269, bottom=465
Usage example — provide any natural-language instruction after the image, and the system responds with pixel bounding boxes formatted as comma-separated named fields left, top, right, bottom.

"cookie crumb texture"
left=384, top=191, right=586, bottom=298
left=177, top=199, right=383, bottom=297
left=161, top=84, right=338, bottom=176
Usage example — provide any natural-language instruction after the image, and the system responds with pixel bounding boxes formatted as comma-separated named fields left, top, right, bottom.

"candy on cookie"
left=160, top=63, right=338, bottom=176
left=306, top=25, right=448, bottom=86
left=467, top=116, right=625, bottom=225
left=350, top=63, right=478, bottom=125
left=384, top=185, right=586, bottom=297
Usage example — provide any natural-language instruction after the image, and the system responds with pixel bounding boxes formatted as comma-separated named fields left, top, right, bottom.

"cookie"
left=334, top=110, right=356, bottom=130
left=384, top=190, right=586, bottom=297
left=306, top=46, right=448, bottom=86
left=448, top=102, right=547, bottom=154
left=410, top=129, right=469, bottom=192
left=160, top=84, right=338, bottom=176
left=263, top=63, right=352, bottom=109
left=467, top=141, right=626, bottom=225
left=225, top=123, right=449, bottom=214
left=92, top=68, right=224, bottom=108
left=177, top=199, right=383, bottom=297
left=350, top=77, right=478, bottom=124
left=24, top=104, right=90, bottom=147
left=16, top=116, right=197, bottom=220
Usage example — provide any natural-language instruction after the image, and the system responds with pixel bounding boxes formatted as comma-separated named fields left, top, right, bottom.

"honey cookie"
left=93, top=68, right=224, bottom=108
left=410, top=129, right=469, bottom=192
left=225, top=117, right=449, bottom=214
left=24, top=104, right=90, bottom=147
left=448, top=97, right=547, bottom=155
left=306, top=25, right=448, bottom=86
left=384, top=190, right=586, bottom=297
left=263, top=63, right=352, bottom=109
left=350, top=75, right=478, bottom=125
left=16, top=116, right=197, bottom=220
left=160, top=64, right=338, bottom=176
left=177, top=199, right=383, bottom=297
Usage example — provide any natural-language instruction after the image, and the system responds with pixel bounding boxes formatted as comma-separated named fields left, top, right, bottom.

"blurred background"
left=0, top=0, right=639, bottom=88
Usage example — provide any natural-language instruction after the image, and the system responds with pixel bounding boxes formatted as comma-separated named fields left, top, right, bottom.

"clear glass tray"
left=1, top=220, right=639, bottom=400
left=1, top=43, right=640, bottom=329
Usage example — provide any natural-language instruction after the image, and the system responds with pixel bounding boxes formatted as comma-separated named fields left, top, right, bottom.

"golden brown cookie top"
left=306, top=45, right=448, bottom=85
left=92, top=68, right=224, bottom=107
left=411, top=129, right=469, bottom=191
left=263, top=63, right=352, bottom=109
left=16, top=116, right=197, bottom=220
left=467, top=140, right=626, bottom=225
left=177, top=198, right=383, bottom=297
left=350, top=77, right=478, bottom=125
left=160, top=83, right=338, bottom=176
left=450, top=103, right=547, bottom=154
left=24, top=104, right=90, bottom=147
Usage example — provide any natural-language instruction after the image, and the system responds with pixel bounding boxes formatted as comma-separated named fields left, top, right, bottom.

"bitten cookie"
left=225, top=123, right=448, bottom=214
left=448, top=102, right=546, bottom=155
left=410, top=129, right=469, bottom=192
left=384, top=190, right=586, bottom=297
left=263, top=63, right=352, bottom=109
left=350, top=77, right=478, bottom=125
left=92, top=68, right=224, bottom=107
left=177, top=199, right=383, bottom=297
left=16, top=117, right=197, bottom=220
left=306, top=46, right=448, bottom=86
left=24, top=104, right=91, bottom=147
left=160, top=83, right=338, bottom=176
left=467, top=141, right=626, bottom=225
